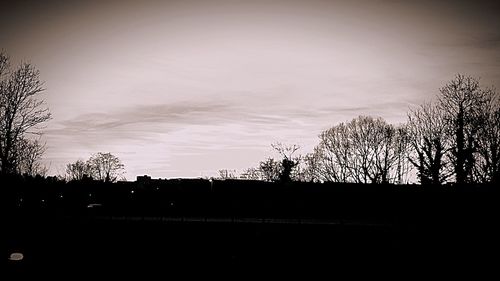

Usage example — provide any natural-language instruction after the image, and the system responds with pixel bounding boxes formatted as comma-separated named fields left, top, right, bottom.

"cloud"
left=44, top=100, right=334, bottom=178
left=47, top=99, right=341, bottom=141
left=47, top=102, right=233, bottom=140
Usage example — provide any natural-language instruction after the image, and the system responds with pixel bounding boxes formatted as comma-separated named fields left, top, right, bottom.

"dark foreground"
left=2, top=178, right=499, bottom=277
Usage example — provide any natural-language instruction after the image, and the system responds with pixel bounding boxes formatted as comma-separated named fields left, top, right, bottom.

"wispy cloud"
left=48, top=102, right=233, bottom=137
left=44, top=100, right=333, bottom=178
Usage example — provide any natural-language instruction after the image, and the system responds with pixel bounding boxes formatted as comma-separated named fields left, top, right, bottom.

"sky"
left=1, top=0, right=500, bottom=179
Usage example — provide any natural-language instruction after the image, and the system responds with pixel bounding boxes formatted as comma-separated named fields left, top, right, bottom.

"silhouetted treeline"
left=231, top=74, right=500, bottom=186
left=3, top=49, right=500, bottom=187
left=65, top=152, right=125, bottom=182
left=4, top=174, right=497, bottom=222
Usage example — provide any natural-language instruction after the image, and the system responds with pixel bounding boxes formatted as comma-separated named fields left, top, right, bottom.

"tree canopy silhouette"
left=312, top=116, right=409, bottom=184
left=0, top=51, right=51, bottom=175
left=66, top=159, right=91, bottom=181
left=438, top=74, right=496, bottom=184
left=66, top=152, right=125, bottom=182
left=407, top=101, right=452, bottom=185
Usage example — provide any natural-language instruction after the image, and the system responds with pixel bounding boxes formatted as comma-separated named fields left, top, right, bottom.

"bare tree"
left=393, top=125, right=412, bottom=184
left=438, top=74, right=493, bottom=184
left=347, top=116, right=380, bottom=183
left=407, top=102, right=452, bottom=184
left=0, top=52, right=51, bottom=174
left=316, top=123, right=352, bottom=182
left=271, top=143, right=300, bottom=161
left=349, top=116, right=407, bottom=184
left=15, top=137, right=47, bottom=176
left=271, top=142, right=301, bottom=182
left=373, top=123, right=402, bottom=184
left=294, top=151, right=322, bottom=182
left=66, top=159, right=92, bottom=181
left=259, top=157, right=281, bottom=182
left=218, top=169, right=238, bottom=180
left=314, top=116, right=406, bottom=184
left=87, top=152, right=125, bottom=182
left=239, top=167, right=262, bottom=180
left=475, top=94, right=500, bottom=183
left=0, top=52, right=8, bottom=78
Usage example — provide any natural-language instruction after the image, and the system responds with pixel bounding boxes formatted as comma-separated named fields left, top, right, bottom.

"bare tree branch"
left=0, top=52, right=51, bottom=174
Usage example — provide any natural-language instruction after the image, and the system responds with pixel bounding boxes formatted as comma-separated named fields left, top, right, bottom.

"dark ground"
left=2, top=179, right=498, bottom=277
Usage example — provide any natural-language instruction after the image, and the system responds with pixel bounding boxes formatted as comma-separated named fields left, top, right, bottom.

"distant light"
left=131, top=190, right=135, bottom=194
left=59, top=194, right=64, bottom=199
left=87, top=203, right=102, bottom=208
left=9, top=253, right=23, bottom=261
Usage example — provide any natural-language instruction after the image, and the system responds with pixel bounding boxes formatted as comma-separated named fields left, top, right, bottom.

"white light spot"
left=87, top=203, right=102, bottom=208
left=9, top=253, right=23, bottom=261
left=131, top=190, right=135, bottom=194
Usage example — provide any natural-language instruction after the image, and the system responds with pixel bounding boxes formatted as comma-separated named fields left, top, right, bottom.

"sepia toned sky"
left=1, top=0, right=500, bottom=179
